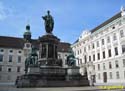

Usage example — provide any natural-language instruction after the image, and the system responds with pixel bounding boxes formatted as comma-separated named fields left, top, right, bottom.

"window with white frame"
left=0, top=54, right=3, bottom=62
left=116, top=71, right=120, bottom=79
left=123, top=59, right=125, bottom=67
left=97, top=41, right=99, bottom=47
left=120, top=30, right=124, bottom=38
left=109, top=72, right=112, bottom=79
left=115, top=60, right=119, bottom=68
left=9, top=55, right=13, bottom=62
left=109, top=62, right=112, bottom=69
left=103, top=63, right=106, bottom=70
left=102, top=39, right=104, bottom=45
left=98, top=73, right=101, bottom=79
left=122, top=45, right=125, bottom=54
left=107, top=36, right=110, bottom=43
left=113, top=33, right=117, bottom=40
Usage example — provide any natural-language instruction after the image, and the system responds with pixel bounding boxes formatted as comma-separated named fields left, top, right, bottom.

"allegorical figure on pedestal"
left=42, top=10, right=54, bottom=33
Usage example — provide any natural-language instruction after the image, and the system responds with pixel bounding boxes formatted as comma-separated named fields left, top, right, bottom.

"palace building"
left=0, top=24, right=71, bottom=85
left=71, top=7, right=125, bottom=85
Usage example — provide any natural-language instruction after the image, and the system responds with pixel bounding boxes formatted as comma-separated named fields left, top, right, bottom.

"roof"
left=91, top=12, right=121, bottom=33
left=0, top=36, right=70, bottom=52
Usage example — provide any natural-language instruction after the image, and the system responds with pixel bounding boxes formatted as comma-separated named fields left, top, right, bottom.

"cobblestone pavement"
left=0, top=85, right=125, bottom=91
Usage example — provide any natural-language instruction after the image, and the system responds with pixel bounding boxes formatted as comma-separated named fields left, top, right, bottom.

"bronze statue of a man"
left=42, top=10, right=54, bottom=33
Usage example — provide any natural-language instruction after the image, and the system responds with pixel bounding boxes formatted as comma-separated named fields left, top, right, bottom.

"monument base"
left=16, top=66, right=89, bottom=88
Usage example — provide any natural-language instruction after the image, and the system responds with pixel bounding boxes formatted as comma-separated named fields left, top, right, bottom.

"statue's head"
left=47, top=10, right=50, bottom=15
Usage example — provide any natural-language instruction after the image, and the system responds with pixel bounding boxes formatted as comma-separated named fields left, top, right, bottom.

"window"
left=17, top=67, right=21, bottom=72
left=120, top=30, right=124, bottom=38
left=77, top=50, right=79, bottom=55
left=89, top=56, right=91, bottom=61
left=93, top=54, right=95, bottom=61
left=115, top=47, right=118, bottom=55
left=18, top=50, right=22, bottom=53
left=98, top=73, right=101, bottom=79
left=92, top=43, right=95, bottom=49
left=8, top=68, right=11, bottom=72
left=98, top=64, right=100, bottom=70
left=80, top=59, right=82, bottom=64
left=109, top=62, right=112, bottom=69
left=108, top=49, right=111, bottom=57
left=9, top=50, right=13, bottom=53
left=107, top=36, right=110, bottom=43
left=97, top=53, right=100, bottom=60
left=122, top=45, right=125, bottom=54
left=102, top=39, right=104, bottom=45
left=113, top=33, right=117, bottom=40
left=84, top=55, right=87, bottom=63
left=115, top=60, right=119, bottom=68
left=0, top=49, right=4, bottom=52
left=109, top=72, right=112, bottom=79
left=0, top=54, right=3, bottom=62
left=97, top=41, right=99, bottom=47
left=103, top=51, right=105, bottom=59
left=123, top=59, right=125, bottom=67
left=103, top=63, right=106, bottom=70
left=116, top=71, right=120, bottom=79
left=18, top=56, right=21, bottom=63
left=9, top=55, right=13, bottom=62
left=0, top=66, right=2, bottom=71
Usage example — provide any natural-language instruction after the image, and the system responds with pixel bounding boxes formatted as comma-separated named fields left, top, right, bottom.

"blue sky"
left=0, top=0, right=124, bottom=43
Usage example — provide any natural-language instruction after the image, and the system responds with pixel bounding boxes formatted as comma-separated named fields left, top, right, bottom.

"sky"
left=0, top=0, right=125, bottom=44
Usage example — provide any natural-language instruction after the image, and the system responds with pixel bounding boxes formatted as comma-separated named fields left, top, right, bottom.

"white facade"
left=0, top=48, right=25, bottom=84
left=71, top=8, right=125, bottom=85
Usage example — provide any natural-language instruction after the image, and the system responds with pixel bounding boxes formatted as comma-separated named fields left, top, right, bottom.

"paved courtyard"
left=0, top=85, right=125, bottom=91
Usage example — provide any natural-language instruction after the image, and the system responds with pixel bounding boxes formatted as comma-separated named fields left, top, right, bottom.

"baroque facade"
left=71, top=7, right=125, bottom=85
left=0, top=25, right=71, bottom=84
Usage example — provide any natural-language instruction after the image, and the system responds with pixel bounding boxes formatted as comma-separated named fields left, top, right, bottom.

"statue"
left=24, top=46, right=38, bottom=74
left=66, top=48, right=76, bottom=66
left=42, top=10, right=54, bottom=33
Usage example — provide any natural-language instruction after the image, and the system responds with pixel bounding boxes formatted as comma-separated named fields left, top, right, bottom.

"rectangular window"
left=0, top=54, right=3, bottom=62
left=97, top=41, right=99, bottom=47
left=123, top=59, right=125, bottom=67
left=109, top=72, right=112, bottom=79
left=8, top=68, right=11, bottom=72
left=108, top=49, right=111, bottom=57
left=17, top=67, right=21, bottom=72
left=98, top=64, right=100, bottom=70
left=97, top=53, right=100, bottom=60
left=122, top=45, right=125, bottom=54
left=84, top=55, right=87, bottom=63
left=116, top=71, right=120, bottom=79
left=103, top=63, right=106, bottom=70
left=113, top=33, right=117, bottom=40
left=18, top=56, right=21, bottom=63
left=80, top=59, right=82, bottom=64
left=0, top=66, right=2, bottom=71
left=115, top=60, right=119, bottom=68
left=120, top=30, right=124, bottom=38
left=92, top=43, right=95, bottom=49
left=107, top=36, right=110, bottom=43
left=109, top=62, right=112, bottom=69
left=102, top=39, right=104, bottom=45
left=89, top=56, right=91, bottom=61
left=115, top=47, right=118, bottom=56
left=9, top=55, right=13, bottom=62
left=124, top=71, right=125, bottom=78
left=103, top=51, right=105, bottom=59
left=93, top=54, right=95, bottom=61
